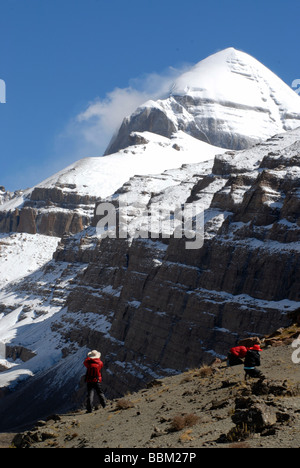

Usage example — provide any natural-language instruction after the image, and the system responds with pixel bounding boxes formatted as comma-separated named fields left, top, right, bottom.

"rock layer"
left=0, top=186, right=97, bottom=237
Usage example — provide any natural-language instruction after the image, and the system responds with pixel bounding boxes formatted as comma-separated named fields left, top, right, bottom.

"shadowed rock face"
left=104, top=95, right=260, bottom=156
left=104, top=99, right=211, bottom=155
left=0, top=187, right=21, bottom=206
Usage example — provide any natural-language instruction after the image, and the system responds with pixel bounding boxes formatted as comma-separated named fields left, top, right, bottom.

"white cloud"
left=76, top=86, right=150, bottom=148
left=55, top=64, right=191, bottom=160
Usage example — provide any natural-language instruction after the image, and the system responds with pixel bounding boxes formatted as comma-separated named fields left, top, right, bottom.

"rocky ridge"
left=0, top=133, right=222, bottom=238
left=0, top=184, right=97, bottom=238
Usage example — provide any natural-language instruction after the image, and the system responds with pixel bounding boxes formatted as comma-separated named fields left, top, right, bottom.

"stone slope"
left=7, top=330, right=300, bottom=449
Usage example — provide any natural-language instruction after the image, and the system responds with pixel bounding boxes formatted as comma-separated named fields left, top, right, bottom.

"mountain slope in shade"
left=105, top=48, right=300, bottom=154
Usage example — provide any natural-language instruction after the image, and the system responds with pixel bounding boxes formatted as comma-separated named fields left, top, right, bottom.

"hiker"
left=244, top=344, right=265, bottom=380
left=227, top=345, right=248, bottom=367
left=84, top=350, right=106, bottom=413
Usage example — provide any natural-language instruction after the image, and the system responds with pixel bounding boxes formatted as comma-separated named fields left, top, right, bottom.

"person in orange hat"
left=244, top=344, right=265, bottom=380
left=84, top=350, right=106, bottom=413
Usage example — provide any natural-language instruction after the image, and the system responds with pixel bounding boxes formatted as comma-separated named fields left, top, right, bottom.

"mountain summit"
left=105, top=48, right=300, bottom=154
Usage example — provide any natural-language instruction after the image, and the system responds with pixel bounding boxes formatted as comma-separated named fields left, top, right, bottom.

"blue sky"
left=0, top=0, right=300, bottom=191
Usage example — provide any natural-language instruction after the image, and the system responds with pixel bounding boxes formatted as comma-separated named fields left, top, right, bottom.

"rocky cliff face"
left=1, top=127, right=299, bottom=431
left=55, top=128, right=300, bottom=396
left=0, top=185, right=97, bottom=237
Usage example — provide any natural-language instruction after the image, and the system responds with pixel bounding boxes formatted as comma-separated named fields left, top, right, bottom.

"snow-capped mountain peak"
left=1, top=49, right=300, bottom=429
left=105, top=48, right=300, bottom=154
left=172, top=47, right=295, bottom=106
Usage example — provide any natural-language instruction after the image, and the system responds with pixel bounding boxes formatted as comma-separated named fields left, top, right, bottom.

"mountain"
left=105, top=48, right=300, bottom=154
left=0, top=48, right=300, bottom=431
left=1, top=48, right=300, bottom=239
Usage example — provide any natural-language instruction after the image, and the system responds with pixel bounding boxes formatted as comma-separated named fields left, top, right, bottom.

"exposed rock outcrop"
left=0, top=187, right=22, bottom=206
left=0, top=185, right=97, bottom=237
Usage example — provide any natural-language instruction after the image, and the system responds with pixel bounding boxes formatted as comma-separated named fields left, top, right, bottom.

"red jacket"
left=230, top=346, right=248, bottom=358
left=84, top=358, right=103, bottom=383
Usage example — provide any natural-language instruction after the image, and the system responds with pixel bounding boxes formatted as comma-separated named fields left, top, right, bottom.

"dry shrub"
left=115, top=398, right=135, bottom=410
left=198, top=365, right=213, bottom=378
left=170, top=413, right=199, bottom=432
left=64, top=432, right=79, bottom=442
left=182, top=365, right=214, bottom=381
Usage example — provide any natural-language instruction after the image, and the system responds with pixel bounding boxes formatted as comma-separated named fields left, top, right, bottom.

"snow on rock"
left=0, top=187, right=24, bottom=208
left=106, top=48, right=300, bottom=154
left=0, top=132, right=225, bottom=245
left=0, top=132, right=225, bottom=213
left=0, top=233, right=62, bottom=386
left=0, top=233, right=60, bottom=287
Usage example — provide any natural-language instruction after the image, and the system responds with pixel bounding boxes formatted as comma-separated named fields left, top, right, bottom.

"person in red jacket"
left=84, top=350, right=106, bottom=413
left=227, top=345, right=249, bottom=367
